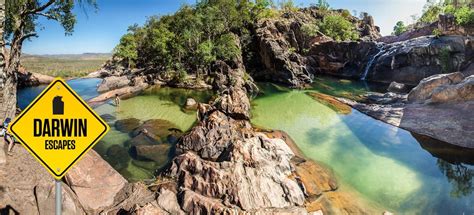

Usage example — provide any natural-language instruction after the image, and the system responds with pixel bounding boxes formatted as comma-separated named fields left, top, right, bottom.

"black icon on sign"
left=53, top=96, right=64, bottom=115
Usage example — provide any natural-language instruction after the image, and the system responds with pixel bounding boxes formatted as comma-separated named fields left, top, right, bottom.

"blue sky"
left=23, top=0, right=426, bottom=55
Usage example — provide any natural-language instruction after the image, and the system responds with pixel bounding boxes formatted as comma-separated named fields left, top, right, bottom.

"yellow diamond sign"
left=9, top=78, right=109, bottom=179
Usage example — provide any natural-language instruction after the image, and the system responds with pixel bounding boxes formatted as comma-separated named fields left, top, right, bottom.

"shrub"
left=341, top=9, right=352, bottom=19
left=439, top=47, right=453, bottom=73
left=454, top=6, right=474, bottom=26
left=279, top=0, right=298, bottom=13
left=432, top=28, right=443, bottom=37
left=316, top=0, right=330, bottom=11
left=318, top=15, right=359, bottom=41
left=392, top=21, right=407, bottom=36
left=301, top=21, right=319, bottom=37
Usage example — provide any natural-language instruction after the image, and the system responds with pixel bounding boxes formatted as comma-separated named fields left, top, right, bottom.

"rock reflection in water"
left=414, top=133, right=474, bottom=197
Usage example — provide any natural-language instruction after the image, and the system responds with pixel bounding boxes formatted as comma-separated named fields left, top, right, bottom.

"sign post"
left=56, top=180, right=62, bottom=215
left=9, top=78, right=109, bottom=214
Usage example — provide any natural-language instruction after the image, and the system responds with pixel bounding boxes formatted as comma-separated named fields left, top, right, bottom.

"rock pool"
left=18, top=77, right=474, bottom=213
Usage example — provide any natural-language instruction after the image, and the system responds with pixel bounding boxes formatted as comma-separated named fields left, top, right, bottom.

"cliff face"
left=253, top=9, right=472, bottom=87
left=252, top=7, right=381, bottom=87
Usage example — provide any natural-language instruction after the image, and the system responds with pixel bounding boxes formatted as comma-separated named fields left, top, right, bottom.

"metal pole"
left=55, top=179, right=62, bottom=215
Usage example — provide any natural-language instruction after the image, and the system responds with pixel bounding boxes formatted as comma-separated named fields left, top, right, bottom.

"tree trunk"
left=0, top=0, right=16, bottom=121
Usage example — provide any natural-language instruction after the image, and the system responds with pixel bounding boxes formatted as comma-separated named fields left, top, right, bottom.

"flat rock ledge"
left=337, top=72, right=474, bottom=149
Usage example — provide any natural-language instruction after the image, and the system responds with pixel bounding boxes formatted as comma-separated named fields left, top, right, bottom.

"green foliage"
left=392, top=21, right=407, bottom=36
left=419, top=0, right=444, bottom=24
left=341, top=10, right=352, bottom=19
left=417, top=0, right=474, bottom=27
left=4, top=0, right=97, bottom=72
left=453, top=6, right=474, bottom=26
left=21, top=54, right=110, bottom=78
left=215, top=33, right=240, bottom=61
left=196, top=40, right=216, bottom=68
left=318, top=15, right=359, bottom=41
left=316, top=0, right=330, bottom=10
left=432, top=28, right=442, bottom=37
left=112, top=0, right=281, bottom=79
left=301, top=21, right=320, bottom=37
left=113, top=33, right=138, bottom=68
left=279, top=0, right=298, bottom=12
left=444, top=4, right=456, bottom=14
left=439, top=47, right=453, bottom=73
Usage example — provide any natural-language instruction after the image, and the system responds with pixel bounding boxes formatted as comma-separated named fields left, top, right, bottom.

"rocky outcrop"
left=308, top=35, right=472, bottom=85
left=368, top=36, right=472, bottom=85
left=407, top=72, right=465, bottom=103
left=64, top=150, right=128, bottom=213
left=17, top=70, right=54, bottom=88
left=337, top=72, right=474, bottom=148
left=337, top=93, right=406, bottom=127
left=438, top=14, right=474, bottom=36
left=253, top=7, right=381, bottom=88
left=307, top=41, right=378, bottom=79
left=0, top=143, right=156, bottom=214
left=140, top=57, right=378, bottom=214
left=400, top=101, right=474, bottom=148
left=88, top=81, right=149, bottom=106
left=378, top=22, right=437, bottom=44
left=97, top=76, right=131, bottom=93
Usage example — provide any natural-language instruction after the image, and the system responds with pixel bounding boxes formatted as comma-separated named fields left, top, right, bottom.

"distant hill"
left=21, top=53, right=111, bottom=78
left=22, top=53, right=112, bottom=60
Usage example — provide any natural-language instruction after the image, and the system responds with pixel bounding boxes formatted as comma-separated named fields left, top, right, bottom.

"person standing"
left=1, top=118, right=15, bottom=156
left=114, top=94, right=121, bottom=106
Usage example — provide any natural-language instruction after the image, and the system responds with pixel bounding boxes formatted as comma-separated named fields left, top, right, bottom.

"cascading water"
left=361, top=44, right=385, bottom=80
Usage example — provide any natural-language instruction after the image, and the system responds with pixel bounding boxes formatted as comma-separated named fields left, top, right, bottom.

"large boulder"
left=430, top=75, right=474, bottom=103
left=17, top=71, right=55, bottom=88
left=130, top=144, right=172, bottom=164
left=97, top=76, right=131, bottom=93
left=65, top=150, right=128, bottom=213
left=407, top=72, right=465, bottom=103
left=115, top=118, right=141, bottom=133
left=387, top=81, right=408, bottom=93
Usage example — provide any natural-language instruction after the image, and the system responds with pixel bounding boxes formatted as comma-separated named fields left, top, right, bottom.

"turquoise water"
left=251, top=81, right=474, bottom=214
left=17, top=77, right=474, bottom=213
left=17, top=78, right=213, bottom=182
left=92, top=86, right=212, bottom=181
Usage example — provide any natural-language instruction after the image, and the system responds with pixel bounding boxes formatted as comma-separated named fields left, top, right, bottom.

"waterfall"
left=361, top=44, right=385, bottom=80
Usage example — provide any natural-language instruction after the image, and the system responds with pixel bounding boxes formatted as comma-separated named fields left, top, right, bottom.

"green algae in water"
left=251, top=81, right=474, bottom=214
left=93, top=86, right=213, bottom=182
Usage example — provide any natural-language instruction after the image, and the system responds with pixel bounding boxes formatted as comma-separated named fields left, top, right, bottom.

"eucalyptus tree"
left=0, top=0, right=96, bottom=120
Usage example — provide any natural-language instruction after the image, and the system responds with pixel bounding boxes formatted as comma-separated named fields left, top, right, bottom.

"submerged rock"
left=307, top=92, right=352, bottom=114
left=100, top=113, right=116, bottom=122
left=130, top=144, right=172, bottom=164
left=125, top=133, right=161, bottom=147
left=106, top=145, right=131, bottom=170
left=131, top=119, right=178, bottom=139
left=115, top=118, right=141, bottom=133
